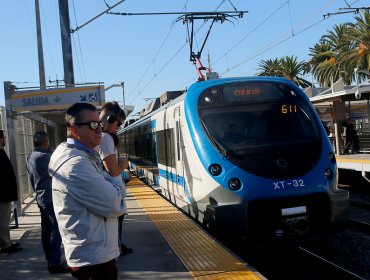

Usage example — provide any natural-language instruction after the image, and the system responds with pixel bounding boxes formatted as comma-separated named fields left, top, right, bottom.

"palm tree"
left=308, top=11, right=370, bottom=86
left=256, top=58, right=281, bottom=76
left=307, top=42, right=334, bottom=87
left=343, top=11, right=370, bottom=82
left=308, top=23, right=353, bottom=87
left=256, top=56, right=312, bottom=88
left=279, top=56, right=312, bottom=88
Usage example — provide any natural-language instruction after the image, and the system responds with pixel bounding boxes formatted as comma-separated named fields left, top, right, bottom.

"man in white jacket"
left=49, top=103, right=126, bottom=280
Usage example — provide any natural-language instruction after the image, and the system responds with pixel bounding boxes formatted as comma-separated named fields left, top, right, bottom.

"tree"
left=256, top=56, right=312, bottom=88
left=279, top=56, right=312, bottom=88
left=308, top=23, right=353, bottom=87
left=256, top=58, right=281, bottom=76
left=344, top=11, right=370, bottom=82
left=308, top=11, right=370, bottom=87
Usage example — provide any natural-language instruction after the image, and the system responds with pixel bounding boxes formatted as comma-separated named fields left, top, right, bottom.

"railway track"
left=297, top=247, right=366, bottom=280
left=216, top=195, right=370, bottom=279
left=349, top=199, right=370, bottom=232
left=137, top=172, right=370, bottom=279
left=221, top=241, right=366, bottom=280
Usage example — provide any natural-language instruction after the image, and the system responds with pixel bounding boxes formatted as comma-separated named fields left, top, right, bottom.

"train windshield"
left=198, top=81, right=322, bottom=179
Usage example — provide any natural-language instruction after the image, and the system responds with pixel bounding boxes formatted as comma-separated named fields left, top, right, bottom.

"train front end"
left=185, top=77, right=349, bottom=245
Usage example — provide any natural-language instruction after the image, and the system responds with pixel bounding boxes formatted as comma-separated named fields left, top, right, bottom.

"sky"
left=0, top=0, right=365, bottom=115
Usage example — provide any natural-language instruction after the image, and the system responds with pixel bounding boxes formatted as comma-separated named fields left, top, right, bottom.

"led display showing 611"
left=281, top=104, right=297, bottom=114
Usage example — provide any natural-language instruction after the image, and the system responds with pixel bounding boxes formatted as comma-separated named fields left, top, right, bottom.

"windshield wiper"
left=200, top=118, right=232, bottom=159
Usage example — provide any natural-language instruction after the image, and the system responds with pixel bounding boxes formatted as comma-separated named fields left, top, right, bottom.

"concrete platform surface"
left=0, top=192, right=192, bottom=280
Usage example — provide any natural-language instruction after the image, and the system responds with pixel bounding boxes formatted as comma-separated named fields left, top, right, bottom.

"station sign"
left=11, top=85, right=105, bottom=112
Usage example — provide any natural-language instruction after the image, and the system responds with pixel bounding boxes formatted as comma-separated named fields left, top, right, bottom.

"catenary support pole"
left=35, top=0, right=46, bottom=89
left=58, top=0, right=75, bottom=86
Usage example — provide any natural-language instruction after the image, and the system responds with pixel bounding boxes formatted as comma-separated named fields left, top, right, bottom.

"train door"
left=158, top=108, right=176, bottom=202
left=174, top=106, right=186, bottom=203
left=151, top=120, right=160, bottom=187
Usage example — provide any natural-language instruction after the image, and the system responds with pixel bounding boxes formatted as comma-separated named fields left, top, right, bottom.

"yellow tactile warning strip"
left=337, top=157, right=370, bottom=164
left=127, top=177, right=263, bottom=280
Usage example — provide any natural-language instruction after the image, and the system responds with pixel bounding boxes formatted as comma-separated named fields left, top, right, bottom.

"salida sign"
left=11, top=86, right=105, bottom=111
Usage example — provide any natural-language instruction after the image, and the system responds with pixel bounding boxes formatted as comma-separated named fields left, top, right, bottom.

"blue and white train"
left=118, top=77, right=349, bottom=245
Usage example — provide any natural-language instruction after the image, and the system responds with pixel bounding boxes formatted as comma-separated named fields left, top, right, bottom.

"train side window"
left=176, top=121, right=180, bottom=161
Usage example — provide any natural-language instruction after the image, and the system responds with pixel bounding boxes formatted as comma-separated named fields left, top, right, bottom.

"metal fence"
left=1, top=106, right=65, bottom=203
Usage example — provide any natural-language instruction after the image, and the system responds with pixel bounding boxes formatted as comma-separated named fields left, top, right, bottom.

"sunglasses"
left=74, top=121, right=103, bottom=131
left=116, top=119, right=123, bottom=127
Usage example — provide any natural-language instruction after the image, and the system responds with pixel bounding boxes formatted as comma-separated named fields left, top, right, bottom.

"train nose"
left=277, top=206, right=310, bottom=236
left=295, top=217, right=310, bottom=235
left=282, top=217, right=310, bottom=236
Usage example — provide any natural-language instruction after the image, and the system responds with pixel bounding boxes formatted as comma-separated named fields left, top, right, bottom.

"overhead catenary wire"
left=126, top=0, right=190, bottom=100
left=39, top=0, right=59, bottom=82
left=212, top=1, right=290, bottom=67
left=22, top=0, right=60, bottom=87
left=71, top=0, right=87, bottom=83
left=71, top=0, right=127, bottom=33
left=177, top=1, right=291, bottom=89
left=220, top=18, right=326, bottom=76
left=126, top=0, right=229, bottom=105
left=128, top=42, right=188, bottom=104
left=108, top=11, right=245, bottom=16
left=218, top=0, right=362, bottom=75
left=323, top=0, right=364, bottom=18
left=178, top=0, right=348, bottom=89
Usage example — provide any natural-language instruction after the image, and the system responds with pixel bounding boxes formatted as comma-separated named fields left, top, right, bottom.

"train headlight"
left=228, top=178, right=242, bottom=191
left=209, top=164, right=222, bottom=176
left=328, top=152, right=336, bottom=164
left=204, top=96, right=213, bottom=103
left=324, top=168, right=334, bottom=180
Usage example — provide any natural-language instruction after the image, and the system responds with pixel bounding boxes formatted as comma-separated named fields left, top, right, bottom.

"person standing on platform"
left=96, top=102, right=133, bottom=255
left=0, top=129, right=22, bottom=254
left=48, top=103, right=126, bottom=280
left=343, top=119, right=359, bottom=154
left=26, top=131, right=69, bottom=273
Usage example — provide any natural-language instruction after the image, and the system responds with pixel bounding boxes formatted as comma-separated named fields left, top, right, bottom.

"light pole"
left=104, top=82, right=135, bottom=116
left=105, top=82, right=125, bottom=106
left=354, top=68, right=370, bottom=99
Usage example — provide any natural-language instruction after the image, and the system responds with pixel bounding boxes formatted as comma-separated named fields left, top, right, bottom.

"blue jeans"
left=38, top=203, right=62, bottom=266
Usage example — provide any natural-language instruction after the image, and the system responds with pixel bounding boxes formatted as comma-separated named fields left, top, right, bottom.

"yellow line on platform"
left=337, top=157, right=370, bottom=164
left=127, top=177, right=263, bottom=280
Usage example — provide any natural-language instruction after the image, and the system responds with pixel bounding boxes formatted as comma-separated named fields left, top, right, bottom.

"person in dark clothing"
left=26, top=131, right=69, bottom=273
left=322, top=121, right=330, bottom=136
left=343, top=119, right=359, bottom=154
left=0, top=129, right=22, bottom=254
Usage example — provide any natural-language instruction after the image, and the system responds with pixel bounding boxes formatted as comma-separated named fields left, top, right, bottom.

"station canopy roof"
left=306, top=78, right=370, bottom=105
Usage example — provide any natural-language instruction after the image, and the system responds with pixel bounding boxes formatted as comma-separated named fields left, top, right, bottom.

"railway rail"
left=210, top=182, right=370, bottom=279
left=220, top=240, right=367, bottom=280
left=297, top=247, right=366, bottom=280
left=349, top=199, right=370, bottom=232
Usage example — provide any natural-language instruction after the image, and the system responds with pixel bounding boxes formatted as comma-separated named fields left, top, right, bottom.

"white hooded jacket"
left=48, top=141, right=125, bottom=267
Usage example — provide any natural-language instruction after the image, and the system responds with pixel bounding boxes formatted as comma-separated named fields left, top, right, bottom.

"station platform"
left=337, top=153, right=370, bottom=172
left=0, top=177, right=264, bottom=279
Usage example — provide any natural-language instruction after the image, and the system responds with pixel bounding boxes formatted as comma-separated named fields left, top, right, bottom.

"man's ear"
left=69, top=125, right=79, bottom=139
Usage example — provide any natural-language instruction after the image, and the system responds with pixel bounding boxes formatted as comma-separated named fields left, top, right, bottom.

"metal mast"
left=35, top=0, right=46, bottom=89
left=58, top=0, right=75, bottom=86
